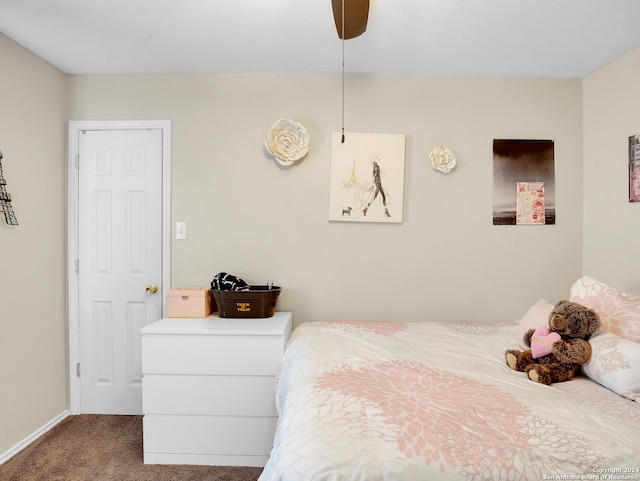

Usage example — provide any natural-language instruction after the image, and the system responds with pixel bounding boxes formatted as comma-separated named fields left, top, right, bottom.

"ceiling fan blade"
left=331, top=0, right=370, bottom=39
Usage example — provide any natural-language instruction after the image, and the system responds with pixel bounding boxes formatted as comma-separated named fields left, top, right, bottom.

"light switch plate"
left=175, top=221, right=187, bottom=240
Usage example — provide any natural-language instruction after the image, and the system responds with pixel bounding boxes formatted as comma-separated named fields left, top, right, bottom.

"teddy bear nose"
left=550, top=314, right=567, bottom=330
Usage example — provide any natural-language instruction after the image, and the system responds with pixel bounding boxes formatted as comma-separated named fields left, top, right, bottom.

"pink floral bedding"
left=259, top=321, right=640, bottom=481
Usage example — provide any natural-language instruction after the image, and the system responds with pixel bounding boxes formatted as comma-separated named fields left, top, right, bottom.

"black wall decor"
left=0, top=148, right=18, bottom=225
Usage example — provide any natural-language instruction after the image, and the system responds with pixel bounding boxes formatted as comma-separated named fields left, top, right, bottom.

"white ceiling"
left=1, top=0, right=640, bottom=77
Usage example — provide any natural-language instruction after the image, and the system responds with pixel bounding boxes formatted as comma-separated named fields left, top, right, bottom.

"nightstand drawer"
left=143, top=415, right=277, bottom=456
left=142, top=374, right=277, bottom=416
left=142, top=335, right=284, bottom=375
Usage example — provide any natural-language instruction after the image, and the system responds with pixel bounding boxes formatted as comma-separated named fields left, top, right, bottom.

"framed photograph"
left=329, top=132, right=405, bottom=223
left=493, top=139, right=555, bottom=225
left=629, top=134, right=640, bottom=202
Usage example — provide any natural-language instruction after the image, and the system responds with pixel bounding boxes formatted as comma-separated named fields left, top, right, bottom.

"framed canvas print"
left=493, top=139, right=555, bottom=225
left=629, top=134, right=640, bottom=202
left=329, top=132, right=405, bottom=223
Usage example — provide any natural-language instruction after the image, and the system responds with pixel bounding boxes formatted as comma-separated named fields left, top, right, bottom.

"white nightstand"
left=141, top=312, right=292, bottom=466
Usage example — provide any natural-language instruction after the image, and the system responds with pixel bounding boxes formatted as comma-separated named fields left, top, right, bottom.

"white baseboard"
left=0, top=410, right=71, bottom=465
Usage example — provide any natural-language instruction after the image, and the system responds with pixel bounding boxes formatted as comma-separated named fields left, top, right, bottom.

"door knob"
left=146, top=284, right=159, bottom=294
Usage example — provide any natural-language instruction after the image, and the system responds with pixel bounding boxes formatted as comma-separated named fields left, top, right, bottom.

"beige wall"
left=582, top=45, right=640, bottom=293
left=0, top=34, right=68, bottom=455
left=69, top=73, right=584, bottom=324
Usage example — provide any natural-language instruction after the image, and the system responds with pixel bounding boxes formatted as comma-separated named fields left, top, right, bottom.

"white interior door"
left=77, top=128, right=164, bottom=414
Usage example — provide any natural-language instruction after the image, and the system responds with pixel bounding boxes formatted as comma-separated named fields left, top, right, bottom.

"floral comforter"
left=259, top=321, right=640, bottom=481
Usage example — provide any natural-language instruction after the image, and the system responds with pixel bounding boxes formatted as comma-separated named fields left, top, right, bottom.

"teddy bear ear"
left=587, top=308, right=601, bottom=332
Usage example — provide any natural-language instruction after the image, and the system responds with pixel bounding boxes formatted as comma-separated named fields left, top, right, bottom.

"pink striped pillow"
left=570, top=277, right=640, bottom=343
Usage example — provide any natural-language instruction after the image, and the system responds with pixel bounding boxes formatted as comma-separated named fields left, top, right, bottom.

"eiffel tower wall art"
left=0, top=147, right=18, bottom=226
left=329, top=132, right=405, bottom=224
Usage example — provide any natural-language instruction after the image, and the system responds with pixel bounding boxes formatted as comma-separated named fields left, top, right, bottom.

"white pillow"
left=583, top=329, right=640, bottom=402
left=517, top=299, right=554, bottom=349
left=570, top=276, right=640, bottom=343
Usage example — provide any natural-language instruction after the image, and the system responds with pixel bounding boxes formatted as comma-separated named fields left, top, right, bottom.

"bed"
left=258, top=317, right=640, bottom=481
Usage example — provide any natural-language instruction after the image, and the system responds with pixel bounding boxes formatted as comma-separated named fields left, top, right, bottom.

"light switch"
left=175, top=221, right=187, bottom=240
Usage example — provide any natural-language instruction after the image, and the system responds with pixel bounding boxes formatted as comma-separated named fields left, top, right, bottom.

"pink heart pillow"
left=531, top=326, right=561, bottom=359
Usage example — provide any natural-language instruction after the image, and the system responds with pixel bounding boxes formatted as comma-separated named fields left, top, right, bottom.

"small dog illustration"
left=341, top=207, right=352, bottom=216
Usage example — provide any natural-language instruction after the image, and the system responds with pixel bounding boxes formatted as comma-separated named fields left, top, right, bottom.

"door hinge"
left=76, top=363, right=81, bottom=377
left=75, top=154, right=79, bottom=169
left=75, top=259, right=79, bottom=274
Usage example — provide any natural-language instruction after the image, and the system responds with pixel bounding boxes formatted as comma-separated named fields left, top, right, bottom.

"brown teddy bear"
left=505, top=300, right=600, bottom=385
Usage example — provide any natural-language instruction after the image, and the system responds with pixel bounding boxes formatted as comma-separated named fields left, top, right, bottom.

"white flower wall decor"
left=265, top=119, right=310, bottom=166
left=429, top=145, right=457, bottom=173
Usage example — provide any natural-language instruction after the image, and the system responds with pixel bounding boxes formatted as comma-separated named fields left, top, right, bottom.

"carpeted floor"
left=0, top=415, right=263, bottom=481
